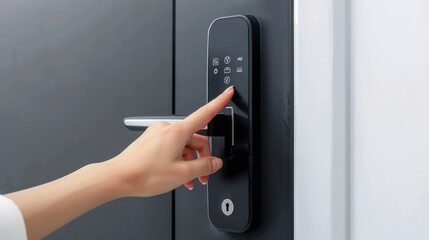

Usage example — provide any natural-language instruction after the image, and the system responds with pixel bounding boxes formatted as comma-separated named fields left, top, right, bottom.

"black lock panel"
left=207, top=15, right=260, bottom=233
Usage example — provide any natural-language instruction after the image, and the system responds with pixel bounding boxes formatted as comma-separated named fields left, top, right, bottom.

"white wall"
left=351, top=1, right=429, bottom=240
left=294, top=0, right=349, bottom=239
left=295, top=0, right=429, bottom=239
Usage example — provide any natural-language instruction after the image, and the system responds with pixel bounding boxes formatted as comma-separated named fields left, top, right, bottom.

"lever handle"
left=123, top=108, right=233, bottom=142
left=123, top=116, right=208, bottom=135
left=123, top=109, right=234, bottom=159
left=124, top=116, right=183, bottom=130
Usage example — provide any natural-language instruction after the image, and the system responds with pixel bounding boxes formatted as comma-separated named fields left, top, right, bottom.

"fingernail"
left=211, top=157, right=223, bottom=171
left=223, top=86, right=234, bottom=93
left=188, top=187, right=193, bottom=190
left=202, top=180, right=208, bottom=185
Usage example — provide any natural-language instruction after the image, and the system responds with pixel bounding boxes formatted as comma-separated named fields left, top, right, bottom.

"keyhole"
left=221, top=199, right=233, bottom=216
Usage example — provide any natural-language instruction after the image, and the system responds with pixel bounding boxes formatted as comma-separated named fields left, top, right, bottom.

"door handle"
left=123, top=116, right=187, bottom=131
left=123, top=110, right=232, bottom=140
left=123, top=116, right=210, bottom=136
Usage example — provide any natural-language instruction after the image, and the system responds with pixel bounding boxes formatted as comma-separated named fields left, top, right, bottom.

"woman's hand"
left=107, top=85, right=234, bottom=197
left=6, top=86, right=234, bottom=240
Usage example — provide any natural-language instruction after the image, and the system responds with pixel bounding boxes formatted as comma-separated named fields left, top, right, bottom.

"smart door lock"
left=206, top=15, right=260, bottom=233
left=123, top=15, right=259, bottom=233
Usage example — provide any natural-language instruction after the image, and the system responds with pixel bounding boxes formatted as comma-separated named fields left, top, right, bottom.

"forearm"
left=6, top=161, right=123, bottom=240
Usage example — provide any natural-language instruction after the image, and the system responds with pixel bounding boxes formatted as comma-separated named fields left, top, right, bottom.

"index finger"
left=181, top=86, right=234, bottom=136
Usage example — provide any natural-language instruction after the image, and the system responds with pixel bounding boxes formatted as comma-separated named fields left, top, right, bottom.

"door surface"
left=174, top=1, right=294, bottom=239
left=0, top=1, right=173, bottom=239
left=1, top=1, right=293, bottom=239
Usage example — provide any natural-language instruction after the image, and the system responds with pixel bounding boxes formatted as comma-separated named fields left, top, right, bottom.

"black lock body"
left=207, top=15, right=260, bottom=233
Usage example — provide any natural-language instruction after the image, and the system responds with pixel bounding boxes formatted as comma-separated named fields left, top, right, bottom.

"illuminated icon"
left=212, top=58, right=219, bottom=66
left=236, top=67, right=243, bottom=73
left=213, top=68, right=218, bottom=74
left=224, top=76, right=231, bottom=84
left=224, top=67, right=231, bottom=74
left=224, top=56, right=231, bottom=64
left=237, top=56, right=243, bottom=61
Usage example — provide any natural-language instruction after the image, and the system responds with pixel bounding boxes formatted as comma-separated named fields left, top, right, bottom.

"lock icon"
left=221, top=198, right=234, bottom=216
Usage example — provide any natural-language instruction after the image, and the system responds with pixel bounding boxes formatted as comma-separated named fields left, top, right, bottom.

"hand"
left=6, top=86, right=234, bottom=240
left=108, top=86, right=234, bottom=197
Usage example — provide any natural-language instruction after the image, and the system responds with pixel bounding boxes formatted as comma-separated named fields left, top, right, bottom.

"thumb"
left=182, top=156, right=223, bottom=180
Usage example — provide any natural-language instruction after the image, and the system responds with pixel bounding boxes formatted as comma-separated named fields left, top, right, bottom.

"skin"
left=5, top=86, right=234, bottom=240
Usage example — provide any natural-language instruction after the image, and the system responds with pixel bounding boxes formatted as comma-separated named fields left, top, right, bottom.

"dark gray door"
left=174, top=1, right=294, bottom=239
left=0, top=1, right=173, bottom=239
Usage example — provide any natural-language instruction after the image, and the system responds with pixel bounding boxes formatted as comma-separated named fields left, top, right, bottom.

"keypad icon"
left=212, top=58, right=219, bottom=66
left=224, top=67, right=231, bottom=74
left=224, top=56, right=231, bottom=64
left=224, top=76, right=231, bottom=84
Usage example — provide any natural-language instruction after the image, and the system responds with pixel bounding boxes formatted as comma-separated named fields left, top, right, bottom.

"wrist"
left=82, top=160, right=126, bottom=201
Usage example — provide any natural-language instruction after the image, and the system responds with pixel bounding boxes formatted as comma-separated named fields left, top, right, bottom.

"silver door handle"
left=123, top=116, right=209, bottom=135
left=124, top=116, right=184, bottom=129
left=123, top=107, right=234, bottom=144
